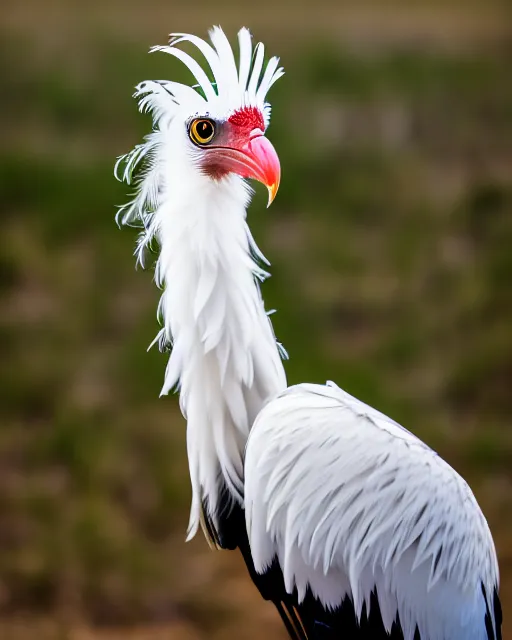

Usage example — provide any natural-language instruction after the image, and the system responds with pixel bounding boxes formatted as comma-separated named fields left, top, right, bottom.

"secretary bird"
left=115, top=26, right=502, bottom=640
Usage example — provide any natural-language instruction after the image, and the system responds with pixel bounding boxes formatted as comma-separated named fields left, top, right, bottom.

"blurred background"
left=1, top=0, right=511, bottom=638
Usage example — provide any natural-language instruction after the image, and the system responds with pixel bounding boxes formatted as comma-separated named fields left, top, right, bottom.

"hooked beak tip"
left=267, top=182, right=279, bottom=207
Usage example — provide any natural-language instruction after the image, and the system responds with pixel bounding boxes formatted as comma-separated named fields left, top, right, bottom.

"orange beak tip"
left=267, top=182, right=279, bottom=207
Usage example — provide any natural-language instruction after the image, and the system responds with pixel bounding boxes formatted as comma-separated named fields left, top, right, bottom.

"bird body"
left=245, top=382, right=500, bottom=639
left=116, top=26, right=502, bottom=639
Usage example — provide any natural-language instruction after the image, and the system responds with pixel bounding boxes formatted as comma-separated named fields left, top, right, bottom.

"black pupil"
left=197, top=120, right=213, bottom=140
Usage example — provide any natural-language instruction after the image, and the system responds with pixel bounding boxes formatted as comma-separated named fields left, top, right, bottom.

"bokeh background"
left=1, top=0, right=511, bottom=638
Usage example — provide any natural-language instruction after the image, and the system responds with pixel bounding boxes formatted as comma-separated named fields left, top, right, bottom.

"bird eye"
left=189, top=119, right=215, bottom=145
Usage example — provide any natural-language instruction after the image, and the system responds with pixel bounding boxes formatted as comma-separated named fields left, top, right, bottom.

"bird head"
left=115, top=26, right=284, bottom=234
left=185, top=105, right=280, bottom=206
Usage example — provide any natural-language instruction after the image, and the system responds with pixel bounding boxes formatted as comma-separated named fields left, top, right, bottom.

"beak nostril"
left=249, top=128, right=265, bottom=140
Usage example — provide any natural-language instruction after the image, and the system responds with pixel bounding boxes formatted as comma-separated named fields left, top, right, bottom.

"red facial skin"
left=198, top=106, right=281, bottom=206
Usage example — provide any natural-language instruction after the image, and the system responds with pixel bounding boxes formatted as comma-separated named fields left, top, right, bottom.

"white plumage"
left=116, top=26, right=502, bottom=639
left=115, top=27, right=286, bottom=541
left=245, top=382, right=499, bottom=639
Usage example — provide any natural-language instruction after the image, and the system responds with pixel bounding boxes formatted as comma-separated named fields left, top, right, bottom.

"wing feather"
left=245, top=382, right=500, bottom=640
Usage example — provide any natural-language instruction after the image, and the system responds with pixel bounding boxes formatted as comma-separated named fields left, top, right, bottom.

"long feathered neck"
left=115, top=25, right=287, bottom=542
left=151, top=171, right=287, bottom=540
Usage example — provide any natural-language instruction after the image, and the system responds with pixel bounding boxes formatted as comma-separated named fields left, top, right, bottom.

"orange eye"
left=189, top=119, right=215, bottom=145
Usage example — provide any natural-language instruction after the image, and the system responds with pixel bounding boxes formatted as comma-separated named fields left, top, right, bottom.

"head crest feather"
left=114, top=27, right=284, bottom=255
left=149, top=26, right=284, bottom=121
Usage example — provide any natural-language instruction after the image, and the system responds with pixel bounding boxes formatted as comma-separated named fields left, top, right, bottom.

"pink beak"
left=205, top=131, right=281, bottom=206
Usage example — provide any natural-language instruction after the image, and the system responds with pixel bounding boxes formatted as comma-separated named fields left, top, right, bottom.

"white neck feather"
left=152, top=170, right=287, bottom=539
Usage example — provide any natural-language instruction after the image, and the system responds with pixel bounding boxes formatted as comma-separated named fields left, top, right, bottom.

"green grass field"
left=1, top=1, right=511, bottom=637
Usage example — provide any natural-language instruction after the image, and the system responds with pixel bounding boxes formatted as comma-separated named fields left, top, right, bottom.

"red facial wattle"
left=201, top=107, right=281, bottom=206
left=227, top=105, right=265, bottom=131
